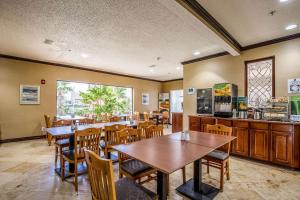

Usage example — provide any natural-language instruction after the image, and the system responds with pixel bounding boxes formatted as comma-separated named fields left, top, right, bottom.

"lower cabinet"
left=189, top=116, right=201, bottom=131
left=250, top=129, right=269, bottom=161
left=271, top=131, right=292, bottom=166
left=232, top=127, right=249, bottom=156
left=172, top=112, right=183, bottom=133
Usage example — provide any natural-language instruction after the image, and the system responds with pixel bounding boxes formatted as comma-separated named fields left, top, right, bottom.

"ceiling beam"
left=175, top=0, right=241, bottom=56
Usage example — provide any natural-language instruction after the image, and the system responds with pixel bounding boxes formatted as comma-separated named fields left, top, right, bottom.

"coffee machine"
left=196, top=88, right=213, bottom=115
left=213, top=83, right=238, bottom=118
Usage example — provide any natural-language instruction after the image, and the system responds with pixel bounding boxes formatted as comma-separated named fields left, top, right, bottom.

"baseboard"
left=0, top=135, right=45, bottom=143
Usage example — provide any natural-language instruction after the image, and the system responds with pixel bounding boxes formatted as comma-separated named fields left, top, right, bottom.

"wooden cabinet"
left=172, top=112, right=183, bottom=133
left=232, top=121, right=249, bottom=156
left=200, top=117, right=215, bottom=132
left=270, top=124, right=293, bottom=166
left=189, top=116, right=201, bottom=131
left=250, top=128, right=269, bottom=161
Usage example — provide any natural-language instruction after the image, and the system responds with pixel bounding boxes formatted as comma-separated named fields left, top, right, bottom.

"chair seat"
left=121, top=159, right=153, bottom=176
left=55, top=139, right=69, bottom=146
left=206, top=150, right=229, bottom=161
left=115, top=178, right=157, bottom=200
left=62, top=150, right=84, bottom=161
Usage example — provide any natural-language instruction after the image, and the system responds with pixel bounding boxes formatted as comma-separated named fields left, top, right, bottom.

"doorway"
left=170, top=90, right=183, bottom=124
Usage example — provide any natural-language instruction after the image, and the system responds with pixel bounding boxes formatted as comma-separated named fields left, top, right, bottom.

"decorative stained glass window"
left=245, top=57, right=275, bottom=108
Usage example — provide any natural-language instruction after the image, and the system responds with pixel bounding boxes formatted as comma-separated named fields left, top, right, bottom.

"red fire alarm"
left=41, top=79, right=46, bottom=84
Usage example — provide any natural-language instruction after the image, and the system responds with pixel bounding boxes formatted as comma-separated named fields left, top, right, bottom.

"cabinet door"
left=172, top=113, right=183, bottom=133
left=200, top=118, right=215, bottom=132
left=271, top=131, right=292, bottom=166
left=232, top=127, right=249, bottom=157
left=189, top=116, right=201, bottom=131
left=250, top=129, right=269, bottom=161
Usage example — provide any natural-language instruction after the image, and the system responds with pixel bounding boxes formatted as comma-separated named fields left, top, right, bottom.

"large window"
left=245, top=56, right=275, bottom=107
left=57, top=81, right=133, bottom=117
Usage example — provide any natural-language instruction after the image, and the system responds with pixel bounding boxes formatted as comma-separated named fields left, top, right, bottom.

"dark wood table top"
left=46, top=121, right=138, bottom=137
left=167, top=131, right=236, bottom=149
left=113, top=136, right=214, bottom=174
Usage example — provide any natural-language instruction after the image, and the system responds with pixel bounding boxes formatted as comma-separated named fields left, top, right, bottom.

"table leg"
left=157, top=171, right=168, bottom=200
left=176, top=159, right=219, bottom=200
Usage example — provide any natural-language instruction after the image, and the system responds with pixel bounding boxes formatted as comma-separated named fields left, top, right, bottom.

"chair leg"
left=55, top=146, right=58, bottom=168
left=207, top=161, right=210, bottom=174
left=47, top=134, right=52, bottom=146
left=226, top=159, right=230, bottom=180
left=74, top=163, right=78, bottom=192
left=220, top=162, right=224, bottom=192
left=61, top=158, right=65, bottom=181
left=181, top=167, right=186, bottom=183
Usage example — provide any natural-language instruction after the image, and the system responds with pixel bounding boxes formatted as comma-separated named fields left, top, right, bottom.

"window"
left=57, top=81, right=133, bottom=117
left=245, top=56, right=275, bottom=107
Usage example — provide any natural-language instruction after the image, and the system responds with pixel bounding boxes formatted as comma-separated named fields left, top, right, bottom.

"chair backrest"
left=109, top=116, right=121, bottom=122
left=84, top=150, right=116, bottom=200
left=138, top=121, right=154, bottom=138
left=52, top=119, right=72, bottom=127
left=104, top=124, right=127, bottom=146
left=44, top=114, right=52, bottom=128
left=206, top=124, right=232, bottom=153
left=143, top=112, right=150, bottom=121
left=74, top=128, right=102, bottom=160
left=78, top=118, right=96, bottom=125
left=100, top=113, right=110, bottom=122
left=133, top=111, right=140, bottom=121
left=145, top=125, right=164, bottom=138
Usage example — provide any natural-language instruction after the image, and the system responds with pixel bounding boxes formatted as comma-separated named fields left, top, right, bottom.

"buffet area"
left=190, top=82, right=300, bottom=169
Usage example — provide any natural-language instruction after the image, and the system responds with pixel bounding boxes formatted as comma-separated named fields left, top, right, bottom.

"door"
left=170, top=90, right=183, bottom=123
left=250, top=129, right=269, bottom=161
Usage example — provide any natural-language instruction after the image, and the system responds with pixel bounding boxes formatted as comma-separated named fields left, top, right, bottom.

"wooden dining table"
left=113, top=131, right=236, bottom=200
left=46, top=120, right=138, bottom=177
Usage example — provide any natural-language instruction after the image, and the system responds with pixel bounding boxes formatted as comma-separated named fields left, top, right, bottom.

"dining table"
left=113, top=131, right=236, bottom=200
left=46, top=120, right=138, bottom=177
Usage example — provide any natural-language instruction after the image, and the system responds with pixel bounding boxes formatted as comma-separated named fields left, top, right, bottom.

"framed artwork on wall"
left=288, top=78, right=300, bottom=94
left=142, top=93, right=149, bottom=105
left=20, top=85, right=40, bottom=105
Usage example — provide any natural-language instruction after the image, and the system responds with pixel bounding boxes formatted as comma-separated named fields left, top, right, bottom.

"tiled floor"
left=0, top=127, right=300, bottom=200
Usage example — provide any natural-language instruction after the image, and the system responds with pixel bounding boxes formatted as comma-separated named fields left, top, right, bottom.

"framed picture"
left=142, top=93, right=149, bottom=105
left=288, top=78, right=300, bottom=94
left=20, top=85, right=40, bottom=104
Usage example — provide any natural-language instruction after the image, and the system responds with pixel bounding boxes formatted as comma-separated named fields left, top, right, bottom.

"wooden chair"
left=84, top=150, right=157, bottom=200
left=133, top=111, right=140, bottom=121
left=202, top=124, right=232, bottom=192
left=110, top=116, right=121, bottom=122
left=138, top=121, right=154, bottom=138
left=145, top=125, right=164, bottom=138
left=100, top=113, right=110, bottom=122
left=44, top=114, right=52, bottom=145
left=117, top=128, right=157, bottom=184
left=61, top=128, right=102, bottom=192
left=100, top=124, right=127, bottom=159
left=161, top=111, right=169, bottom=128
left=78, top=118, right=95, bottom=125
left=51, top=120, right=73, bottom=170
left=143, top=112, right=150, bottom=121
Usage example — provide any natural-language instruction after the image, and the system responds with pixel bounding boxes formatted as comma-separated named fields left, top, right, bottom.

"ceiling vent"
left=44, top=39, right=54, bottom=45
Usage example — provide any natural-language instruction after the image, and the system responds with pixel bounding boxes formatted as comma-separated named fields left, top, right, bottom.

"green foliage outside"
left=79, top=86, right=130, bottom=116
left=57, top=81, right=74, bottom=116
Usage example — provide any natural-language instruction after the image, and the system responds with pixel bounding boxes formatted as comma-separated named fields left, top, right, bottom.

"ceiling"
left=198, top=0, right=300, bottom=46
left=0, top=0, right=299, bottom=81
left=0, top=0, right=225, bottom=81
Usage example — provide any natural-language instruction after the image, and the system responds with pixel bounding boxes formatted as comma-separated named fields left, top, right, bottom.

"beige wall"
left=183, top=38, right=300, bottom=129
left=162, top=80, right=183, bottom=93
left=0, top=58, right=162, bottom=140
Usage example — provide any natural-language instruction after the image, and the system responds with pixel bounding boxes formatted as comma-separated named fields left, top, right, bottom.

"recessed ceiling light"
left=149, top=68, right=154, bottom=72
left=193, top=51, right=200, bottom=56
left=280, top=0, right=288, bottom=2
left=176, top=66, right=181, bottom=70
left=81, top=53, right=89, bottom=58
left=285, top=24, right=298, bottom=30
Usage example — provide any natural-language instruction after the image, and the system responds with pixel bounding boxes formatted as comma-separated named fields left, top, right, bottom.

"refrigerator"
left=196, top=88, right=213, bottom=115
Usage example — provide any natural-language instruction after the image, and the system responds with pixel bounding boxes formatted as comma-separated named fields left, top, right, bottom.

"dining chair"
left=61, top=128, right=102, bottom=192
left=101, top=124, right=127, bottom=159
left=117, top=128, right=157, bottom=184
left=100, top=113, right=110, bottom=122
left=202, top=124, right=232, bottom=192
left=143, top=112, right=150, bottom=121
left=133, top=111, right=140, bottom=121
left=44, top=114, right=53, bottom=145
left=110, top=116, right=121, bottom=122
left=138, top=121, right=154, bottom=138
left=78, top=118, right=95, bottom=125
left=51, top=120, right=73, bottom=170
left=84, top=150, right=157, bottom=200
